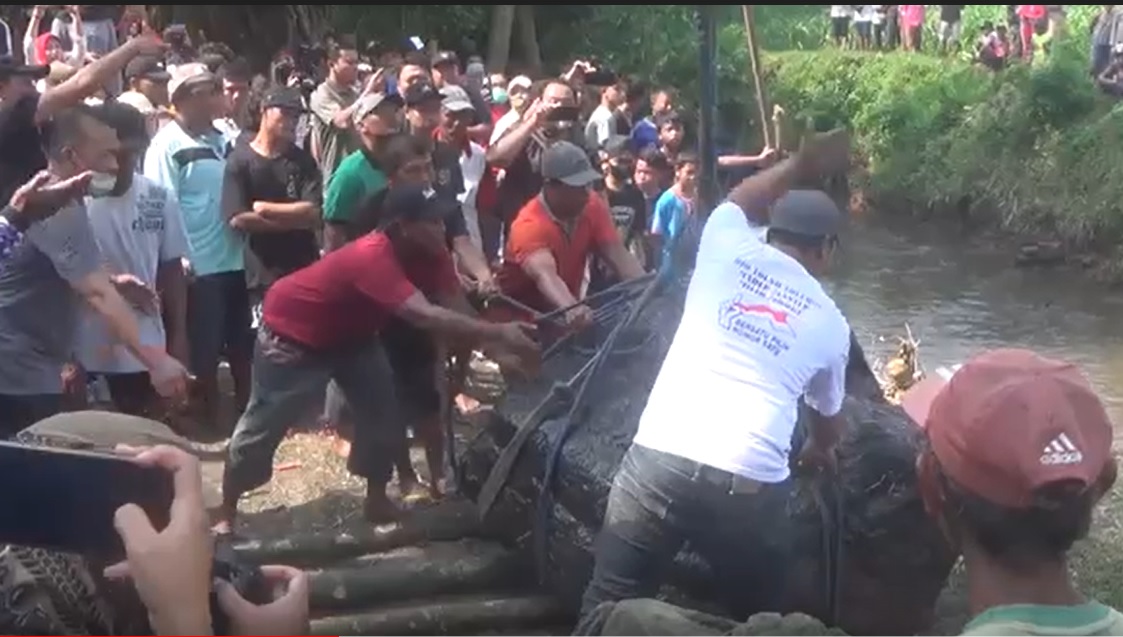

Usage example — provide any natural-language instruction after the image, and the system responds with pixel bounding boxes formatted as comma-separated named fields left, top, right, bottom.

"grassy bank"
left=765, top=43, right=1123, bottom=276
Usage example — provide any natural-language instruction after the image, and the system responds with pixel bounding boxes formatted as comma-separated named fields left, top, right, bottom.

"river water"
left=830, top=217, right=1123, bottom=430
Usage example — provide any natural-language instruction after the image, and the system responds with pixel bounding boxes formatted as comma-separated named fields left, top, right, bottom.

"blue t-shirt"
left=651, top=189, right=691, bottom=276
left=143, top=120, right=243, bottom=276
left=631, top=117, right=658, bottom=153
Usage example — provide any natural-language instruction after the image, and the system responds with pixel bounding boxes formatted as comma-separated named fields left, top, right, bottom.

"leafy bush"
left=767, top=40, right=1123, bottom=245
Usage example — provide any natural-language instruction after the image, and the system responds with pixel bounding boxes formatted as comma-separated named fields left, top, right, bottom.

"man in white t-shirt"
left=74, top=102, right=190, bottom=419
left=576, top=130, right=854, bottom=625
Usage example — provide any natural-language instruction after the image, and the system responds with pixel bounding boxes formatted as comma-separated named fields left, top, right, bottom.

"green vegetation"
left=578, top=5, right=1123, bottom=266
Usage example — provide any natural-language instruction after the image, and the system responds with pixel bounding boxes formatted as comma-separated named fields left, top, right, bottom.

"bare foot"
left=364, top=491, right=402, bottom=524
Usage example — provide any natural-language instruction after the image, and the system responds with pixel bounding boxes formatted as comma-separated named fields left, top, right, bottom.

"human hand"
left=146, top=351, right=191, bottom=401
left=111, top=273, right=159, bottom=315
left=564, top=304, right=595, bottom=330
left=363, top=67, right=386, bottom=95
left=126, top=34, right=167, bottom=58
left=524, top=98, right=553, bottom=127
left=103, top=445, right=214, bottom=636
left=491, top=322, right=540, bottom=376
left=475, top=276, right=499, bottom=298
left=216, top=565, right=310, bottom=636
left=7, top=170, right=92, bottom=230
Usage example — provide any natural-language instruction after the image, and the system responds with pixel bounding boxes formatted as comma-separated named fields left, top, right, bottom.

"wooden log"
left=309, top=594, right=569, bottom=636
left=308, top=539, right=526, bottom=611
left=233, top=499, right=479, bottom=567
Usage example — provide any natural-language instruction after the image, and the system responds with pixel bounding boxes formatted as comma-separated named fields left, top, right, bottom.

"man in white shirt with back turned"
left=576, top=130, right=854, bottom=626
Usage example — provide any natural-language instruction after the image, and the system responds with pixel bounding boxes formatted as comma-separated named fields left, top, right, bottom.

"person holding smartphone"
left=0, top=411, right=310, bottom=635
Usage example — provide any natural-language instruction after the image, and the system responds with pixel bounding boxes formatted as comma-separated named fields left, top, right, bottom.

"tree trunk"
left=486, top=5, right=515, bottom=72
left=514, top=4, right=541, bottom=76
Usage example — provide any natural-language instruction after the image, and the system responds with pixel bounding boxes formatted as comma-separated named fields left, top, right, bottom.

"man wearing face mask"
left=222, top=87, right=322, bottom=332
left=0, top=105, right=189, bottom=436
left=487, top=78, right=585, bottom=233
left=321, top=92, right=403, bottom=252
left=591, top=136, right=648, bottom=289
left=72, top=102, right=190, bottom=420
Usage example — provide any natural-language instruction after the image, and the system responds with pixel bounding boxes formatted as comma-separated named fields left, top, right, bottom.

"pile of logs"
left=232, top=501, right=570, bottom=636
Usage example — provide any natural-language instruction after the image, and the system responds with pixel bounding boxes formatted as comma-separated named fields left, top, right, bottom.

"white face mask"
left=87, top=171, right=118, bottom=198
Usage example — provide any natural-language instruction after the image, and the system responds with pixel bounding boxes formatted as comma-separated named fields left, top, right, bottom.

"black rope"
left=532, top=275, right=664, bottom=581
left=812, top=475, right=845, bottom=627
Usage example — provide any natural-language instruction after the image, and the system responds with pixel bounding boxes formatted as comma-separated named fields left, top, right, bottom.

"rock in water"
left=459, top=290, right=956, bottom=636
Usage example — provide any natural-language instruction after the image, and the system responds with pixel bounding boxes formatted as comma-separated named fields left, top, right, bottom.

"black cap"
left=402, top=81, right=442, bottom=108
left=261, top=87, right=306, bottom=112
left=603, top=135, right=632, bottom=158
left=380, top=184, right=457, bottom=228
left=0, top=57, right=48, bottom=81
left=432, top=50, right=459, bottom=68
left=769, top=190, right=844, bottom=237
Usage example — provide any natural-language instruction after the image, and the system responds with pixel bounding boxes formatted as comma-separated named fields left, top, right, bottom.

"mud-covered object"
left=459, top=289, right=956, bottom=636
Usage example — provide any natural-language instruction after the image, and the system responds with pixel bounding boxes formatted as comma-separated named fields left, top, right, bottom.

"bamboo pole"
left=741, top=5, right=773, bottom=149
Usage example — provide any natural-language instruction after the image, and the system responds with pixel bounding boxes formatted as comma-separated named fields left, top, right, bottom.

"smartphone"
left=546, top=105, right=581, bottom=123
left=0, top=442, right=174, bottom=558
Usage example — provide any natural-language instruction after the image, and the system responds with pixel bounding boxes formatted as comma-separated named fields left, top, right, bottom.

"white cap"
left=167, top=62, right=216, bottom=103
left=508, top=75, right=532, bottom=91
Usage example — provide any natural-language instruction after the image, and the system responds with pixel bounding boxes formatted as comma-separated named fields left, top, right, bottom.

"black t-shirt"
left=431, top=139, right=466, bottom=203
left=941, top=5, right=965, bottom=22
left=0, top=94, right=47, bottom=206
left=221, top=140, right=322, bottom=289
left=606, top=182, right=647, bottom=243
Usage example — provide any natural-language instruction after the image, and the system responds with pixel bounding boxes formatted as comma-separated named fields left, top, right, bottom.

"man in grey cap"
left=577, top=129, right=855, bottom=624
left=321, top=91, right=403, bottom=251
left=494, top=140, right=645, bottom=328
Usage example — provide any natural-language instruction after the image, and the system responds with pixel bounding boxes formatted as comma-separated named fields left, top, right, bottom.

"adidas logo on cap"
left=1040, top=432, right=1083, bottom=466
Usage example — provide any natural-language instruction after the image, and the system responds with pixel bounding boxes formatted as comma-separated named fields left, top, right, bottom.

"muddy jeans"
left=576, top=444, right=793, bottom=632
left=224, top=326, right=399, bottom=496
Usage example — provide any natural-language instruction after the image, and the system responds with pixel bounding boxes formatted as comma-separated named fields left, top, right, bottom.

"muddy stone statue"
left=459, top=290, right=957, bottom=636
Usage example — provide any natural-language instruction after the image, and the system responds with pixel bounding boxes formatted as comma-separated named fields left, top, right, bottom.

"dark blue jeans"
left=577, top=444, right=793, bottom=628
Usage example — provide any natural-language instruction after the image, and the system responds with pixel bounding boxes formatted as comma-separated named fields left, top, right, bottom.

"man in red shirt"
left=496, top=141, right=646, bottom=327
left=216, top=184, right=540, bottom=529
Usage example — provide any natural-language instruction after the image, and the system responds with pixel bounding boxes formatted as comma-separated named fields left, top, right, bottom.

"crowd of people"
left=1, top=4, right=1123, bottom=636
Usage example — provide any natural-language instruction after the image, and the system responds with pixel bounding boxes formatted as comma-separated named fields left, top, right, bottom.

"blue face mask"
left=491, top=87, right=509, bottom=104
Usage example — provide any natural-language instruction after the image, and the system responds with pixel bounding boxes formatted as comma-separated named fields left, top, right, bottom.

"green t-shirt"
left=963, top=602, right=1123, bottom=636
left=322, top=149, right=387, bottom=224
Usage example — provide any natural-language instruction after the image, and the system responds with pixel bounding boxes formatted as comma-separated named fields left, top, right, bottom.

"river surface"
left=829, top=217, right=1123, bottom=431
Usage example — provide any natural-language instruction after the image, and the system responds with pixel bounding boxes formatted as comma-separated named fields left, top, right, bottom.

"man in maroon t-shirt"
left=216, top=183, right=540, bottom=528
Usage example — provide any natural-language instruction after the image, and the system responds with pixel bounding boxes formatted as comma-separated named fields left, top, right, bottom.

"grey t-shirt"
left=0, top=202, right=100, bottom=394
left=309, top=80, right=359, bottom=189
left=75, top=176, right=188, bottom=373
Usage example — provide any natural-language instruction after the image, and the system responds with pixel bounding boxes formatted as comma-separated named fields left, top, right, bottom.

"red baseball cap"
left=901, top=348, right=1113, bottom=508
